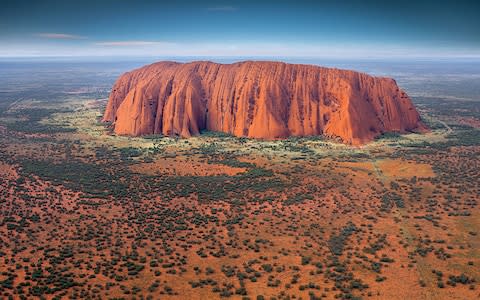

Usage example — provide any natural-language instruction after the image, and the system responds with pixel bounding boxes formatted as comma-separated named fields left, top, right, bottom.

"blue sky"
left=1, top=0, right=479, bottom=58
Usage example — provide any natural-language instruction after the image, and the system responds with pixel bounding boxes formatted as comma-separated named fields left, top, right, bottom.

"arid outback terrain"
left=0, top=60, right=479, bottom=300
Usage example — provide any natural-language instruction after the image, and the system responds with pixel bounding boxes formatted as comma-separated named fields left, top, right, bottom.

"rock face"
left=103, top=61, right=426, bottom=145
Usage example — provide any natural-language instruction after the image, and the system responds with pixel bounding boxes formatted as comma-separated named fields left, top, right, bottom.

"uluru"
left=103, top=61, right=426, bottom=145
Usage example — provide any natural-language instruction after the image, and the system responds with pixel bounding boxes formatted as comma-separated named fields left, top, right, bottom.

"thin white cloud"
left=36, top=33, right=86, bottom=39
left=95, top=41, right=170, bottom=46
left=1, top=40, right=479, bottom=59
left=207, top=6, right=238, bottom=12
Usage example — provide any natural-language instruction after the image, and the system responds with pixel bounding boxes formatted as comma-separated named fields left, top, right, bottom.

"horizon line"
left=1, top=54, right=480, bottom=61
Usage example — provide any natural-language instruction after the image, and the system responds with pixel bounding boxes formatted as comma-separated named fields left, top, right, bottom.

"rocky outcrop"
left=103, top=61, right=426, bottom=145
